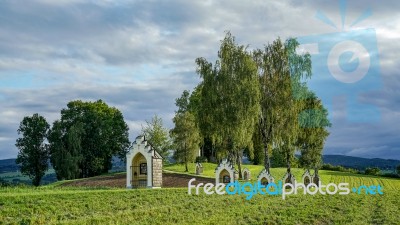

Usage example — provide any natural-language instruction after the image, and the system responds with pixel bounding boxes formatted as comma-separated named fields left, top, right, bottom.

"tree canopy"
left=252, top=37, right=313, bottom=175
left=183, top=32, right=331, bottom=178
left=195, top=32, right=261, bottom=178
left=170, top=90, right=202, bottom=172
left=48, top=100, right=130, bottom=179
left=297, top=89, right=331, bottom=172
left=15, top=113, right=50, bottom=186
left=141, top=114, right=172, bottom=162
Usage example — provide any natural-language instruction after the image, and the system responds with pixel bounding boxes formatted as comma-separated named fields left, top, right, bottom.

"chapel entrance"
left=220, top=169, right=231, bottom=184
left=131, top=153, right=147, bottom=188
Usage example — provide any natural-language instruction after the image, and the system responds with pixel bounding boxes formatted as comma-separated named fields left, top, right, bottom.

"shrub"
left=195, top=156, right=208, bottom=163
left=321, top=164, right=358, bottom=173
left=365, top=167, right=381, bottom=176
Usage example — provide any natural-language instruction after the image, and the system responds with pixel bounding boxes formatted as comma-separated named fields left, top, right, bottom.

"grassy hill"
left=1, top=185, right=399, bottom=224
left=165, top=163, right=400, bottom=188
left=0, top=163, right=399, bottom=224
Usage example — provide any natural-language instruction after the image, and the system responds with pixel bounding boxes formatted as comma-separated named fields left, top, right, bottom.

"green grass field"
left=165, top=163, right=400, bottom=188
left=1, top=163, right=399, bottom=224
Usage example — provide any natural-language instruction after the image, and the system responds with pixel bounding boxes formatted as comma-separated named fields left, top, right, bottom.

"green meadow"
left=1, top=163, right=399, bottom=224
left=165, top=163, right=400, bottom=188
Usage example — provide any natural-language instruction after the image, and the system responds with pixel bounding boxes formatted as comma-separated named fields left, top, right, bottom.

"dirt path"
left=60, top=172, right=214, bottom=188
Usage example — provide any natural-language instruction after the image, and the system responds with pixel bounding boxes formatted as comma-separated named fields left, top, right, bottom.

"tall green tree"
left=48, top=121, right=83, bottom=180
left=171, top=90, right=202, bottom=171
left=189, top=84, right=217, bottom=161
left=253, top=38, right=312, bottom=175
left=141, top=114, right=172, bottom=162
left=170, top=112, right=201, bottom=172
left=188, top=82, right=215, bottom=161
left=48, top=100, right=130, bottom=179
left=175, top=90, right=190, bottom=114
left=186, top=86, right=210, bottom=158
left=244, top=121, right=264, bottom=165
left=196, top=32, right=261, bottom=178
left=297, top=89, right=331, bottom=176
left=15, top=113, right=50, bottom=186
left=281, top=39, right=314, bottom=176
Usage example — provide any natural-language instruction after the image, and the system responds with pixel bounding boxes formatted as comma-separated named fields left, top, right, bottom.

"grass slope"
left=165, top=163, right=400, bottom=188
left=0, top=163, right=399, bottom=225
left=1, top=187, right=399, bottom=224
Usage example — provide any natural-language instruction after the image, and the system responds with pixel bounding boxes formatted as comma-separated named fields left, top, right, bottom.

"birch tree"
left=196, top=32, right=260, bottom=178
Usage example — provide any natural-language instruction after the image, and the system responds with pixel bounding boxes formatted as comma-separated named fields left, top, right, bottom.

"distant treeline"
left=322, top=155, right=400, bottom=171
left=321, top=163, right=399, bottom=178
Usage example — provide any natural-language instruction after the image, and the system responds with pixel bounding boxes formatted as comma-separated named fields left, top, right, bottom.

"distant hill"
left=322, top=155, right=400, bottom=171
left=0, top=157, right=126, bottom=174
left=0, top=158, right=57, bottom=185
left=0, top=158, right=19, bottom=173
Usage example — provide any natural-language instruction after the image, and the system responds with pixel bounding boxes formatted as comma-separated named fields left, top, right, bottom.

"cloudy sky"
left=0, top=0, right=399, bottom=160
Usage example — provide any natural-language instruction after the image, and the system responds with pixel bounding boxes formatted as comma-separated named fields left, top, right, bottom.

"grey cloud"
left=0, top=76, right=189, bottom=155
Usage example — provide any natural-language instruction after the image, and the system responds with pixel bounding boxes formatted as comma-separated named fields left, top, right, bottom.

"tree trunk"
left=264, top=146, right=271, bottom=173
left=32, top=175, right=41, bottom=186
left=237, top=151, right=242, bottom=180
left=229, top=151, right=235, bottom=167
left=314, top=167, right=320, bottom=186
left=262, top=124, right=272, bottom=174
left=211, top=144, right=215, bottom=162
left=201, top=143, right=204, bottom=157
left=286, top=152, right=291, bottom=174
left=184, top=143, right=188, bottom=172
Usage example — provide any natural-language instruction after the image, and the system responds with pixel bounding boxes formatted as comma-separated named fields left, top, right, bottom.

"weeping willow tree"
left=297, top=88, right=331, bottom=177
left=253, top=38, right=312, bottom=175
left=196, top=32, right=260, bottom=178
left=194, top=33, right=329, bottom=180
